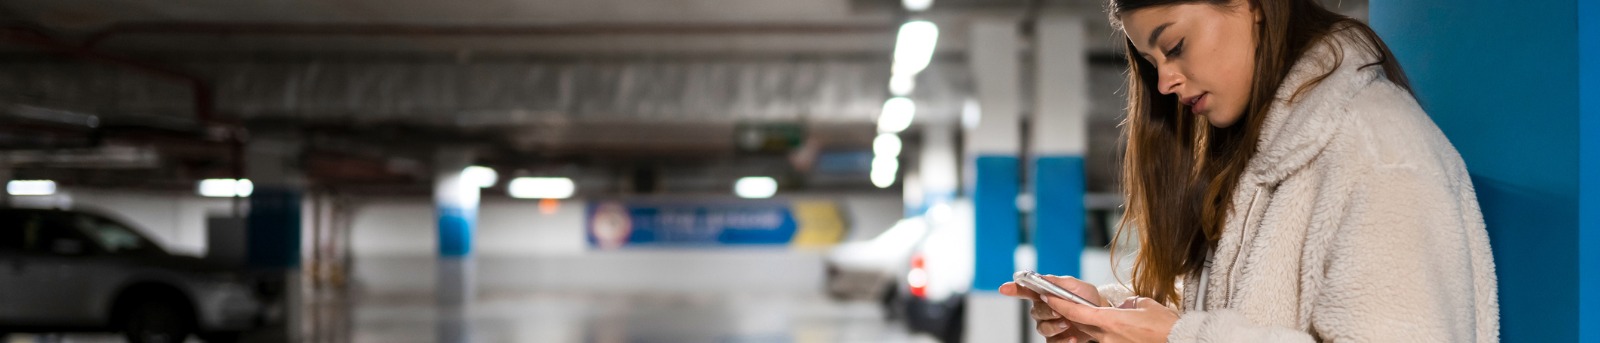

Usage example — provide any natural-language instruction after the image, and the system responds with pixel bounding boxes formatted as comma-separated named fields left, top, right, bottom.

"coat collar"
left=1242, top=28, right=1386, bottom=186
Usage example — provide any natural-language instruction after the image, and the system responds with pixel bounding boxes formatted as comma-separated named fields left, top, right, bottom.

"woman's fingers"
left=1041, top=296, right=1111, bottom=328
left=999, top=282, right=1041, bottom=301
left=1036, top=319, right=1070, bottom=337
left=1030, top=300, right=1063, bottom=320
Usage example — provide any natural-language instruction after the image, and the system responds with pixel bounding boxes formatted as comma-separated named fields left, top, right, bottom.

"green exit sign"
left=735, top=123, right=805, bottom=153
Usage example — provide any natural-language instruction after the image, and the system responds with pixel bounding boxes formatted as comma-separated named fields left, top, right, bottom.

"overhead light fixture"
left=462, top=165, right=498, bottom=188
left=874, top=133, right=903, bottom=158
left=198, top=179, right=253, bottom=198
left=734, top=176, right=779, bottom=199
left=509, top=177, right=576, bottom=199
left=892, top=21, right=939, bottom=77
left=903, top=0, right=934, bottom=11
left=889, top=73, right=916, bottom=96
left=878, top=97, right=916, bottom=133
left=871, top=155, right=899, bottom=188
left=6, top=180, right=56, bottom=196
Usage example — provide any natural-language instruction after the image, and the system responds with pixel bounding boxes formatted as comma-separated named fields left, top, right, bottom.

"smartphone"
left=1013, top=270, right=1101, bottom=307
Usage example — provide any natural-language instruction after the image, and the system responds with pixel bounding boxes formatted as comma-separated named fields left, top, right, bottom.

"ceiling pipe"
left=82, top=21, right=894, bottom=48
left=0, top=26, right=218, bottom=125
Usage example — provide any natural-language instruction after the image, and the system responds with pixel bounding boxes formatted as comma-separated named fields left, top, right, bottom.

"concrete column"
left=244, top=130, right=305, bottom=341
left=433, top=147, right=478, bottom=343
left=963, top=17, right=1024, bottom=343
left=1031, top=16, right=1089, bottom=278
left=0, top=157, right=11, bottom=207
left=921, top=125, right=960, bottom=216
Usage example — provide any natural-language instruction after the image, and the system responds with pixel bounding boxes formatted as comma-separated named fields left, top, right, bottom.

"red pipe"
left=83, top=21, right=893, bottom=48
left=1, top=26, right=242, bottom=201
left=0, top=27, right=217, bottom=124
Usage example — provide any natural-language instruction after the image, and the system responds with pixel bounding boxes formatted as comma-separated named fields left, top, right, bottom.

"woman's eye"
left=1166, top=39, right=1185, bottom=57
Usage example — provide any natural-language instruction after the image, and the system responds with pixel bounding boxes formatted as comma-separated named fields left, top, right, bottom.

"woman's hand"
left=999, top=275, right=1103, bottom=343
left=1041, top=295, right=1180, bottom=343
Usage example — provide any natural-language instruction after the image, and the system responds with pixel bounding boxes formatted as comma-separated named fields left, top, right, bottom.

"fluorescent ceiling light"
left=734, top=176, right=779, bottom=199
left=7, top=180, right=56, bottom=196
left=509, top=177, right=576, bottom=199
left=889, top=73, right=916, bottom=96
left=198, top=179, right=253, bottom=198
left=892, top=21, right=939, bottom=76
left=874, top=133, right=903, bottom=158
left=462, top=165, right=498, bottom=188
left=871, top=156, right=899, bottom=188
left=878, top=97, right=916, bottom=133
left=903, top=0, right=933, bottom=11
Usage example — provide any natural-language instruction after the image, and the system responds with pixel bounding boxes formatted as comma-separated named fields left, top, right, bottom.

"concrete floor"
left=10, top=291, right=935, bottom=343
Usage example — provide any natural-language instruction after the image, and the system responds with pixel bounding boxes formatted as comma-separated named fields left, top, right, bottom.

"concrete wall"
left=24, top=188, right=903, bottom=296
left=347, top=194, right=902, bottom=296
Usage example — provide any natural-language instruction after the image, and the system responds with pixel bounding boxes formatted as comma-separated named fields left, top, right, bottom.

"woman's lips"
left=1190, top=93, right=1210, bottom=115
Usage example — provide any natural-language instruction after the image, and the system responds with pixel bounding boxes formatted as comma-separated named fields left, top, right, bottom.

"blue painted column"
left=246, top=136, right=304, bottom=269
left=1031, top=16, right=1089, bottom=278
left=964, top=17, right=1024, bottom=343
left=434, top=148, right=478, bottom=305
left=433, top=148, right=478, bottom=343
left=1371, top=1, right=1595, bottom=341
left=244, top=132, right=304, bottom=340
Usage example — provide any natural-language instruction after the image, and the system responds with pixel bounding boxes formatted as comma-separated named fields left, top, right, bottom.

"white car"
left=0, top=208, right=279, bottom=343
left=823, top=217, right=931, bottom=316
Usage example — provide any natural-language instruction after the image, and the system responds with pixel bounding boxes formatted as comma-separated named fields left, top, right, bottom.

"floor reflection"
left=14, top=290, right=933, bottom=343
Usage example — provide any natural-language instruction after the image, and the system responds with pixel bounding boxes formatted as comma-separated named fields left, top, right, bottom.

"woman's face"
left=1120, top=1, right=1259, bottom=128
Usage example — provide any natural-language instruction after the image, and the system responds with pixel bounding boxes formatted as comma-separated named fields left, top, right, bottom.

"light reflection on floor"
left=15, top=291, right=936, bottom=343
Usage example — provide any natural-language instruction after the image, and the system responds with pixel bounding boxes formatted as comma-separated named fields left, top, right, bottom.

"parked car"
left=823, top=217, right=931, bottom=318
left=0, top=208, right=280, bottom=343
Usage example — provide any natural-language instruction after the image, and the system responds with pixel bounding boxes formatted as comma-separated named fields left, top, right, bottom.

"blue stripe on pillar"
left=438, top=206, right=474, bottom=257
left=1033, top=156, right=1084, bottom=277
left=247, top=186, right=302, bottom=268
left=973, top=155, right=1019, bottom=292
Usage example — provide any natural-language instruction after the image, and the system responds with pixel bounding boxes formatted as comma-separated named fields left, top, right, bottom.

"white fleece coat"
left=1098, top=29, right=1500, bottom=342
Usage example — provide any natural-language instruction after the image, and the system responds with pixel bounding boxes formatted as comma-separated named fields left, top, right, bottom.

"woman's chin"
left=1204, top=111, right=1242, bottom=128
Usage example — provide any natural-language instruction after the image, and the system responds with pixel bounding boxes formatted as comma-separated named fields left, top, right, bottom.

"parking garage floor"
left=11, top=291, right=936, bottom=343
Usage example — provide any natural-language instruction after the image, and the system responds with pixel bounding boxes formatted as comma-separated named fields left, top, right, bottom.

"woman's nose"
left=1157, top=68, right=1182, bottom=95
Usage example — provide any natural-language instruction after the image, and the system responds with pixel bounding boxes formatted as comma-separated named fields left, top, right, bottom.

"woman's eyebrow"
left=1146, top=22, right=1174, bottom=50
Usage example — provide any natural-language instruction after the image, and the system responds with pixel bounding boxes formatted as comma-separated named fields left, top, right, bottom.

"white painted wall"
left=22, top=188, right=904, bottom=296
left=346, top=193, right=903, bottom=296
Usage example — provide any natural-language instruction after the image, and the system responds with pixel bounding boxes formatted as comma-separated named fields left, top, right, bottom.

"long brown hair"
left=1106, top=0, right=1412, bottom=307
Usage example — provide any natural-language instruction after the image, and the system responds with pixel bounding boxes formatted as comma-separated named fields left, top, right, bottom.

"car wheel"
left=937, top=302, right=965, bottom=343
left=879, top=283, right=902, bottom=321
left=121, top=299, right=194, bottom=343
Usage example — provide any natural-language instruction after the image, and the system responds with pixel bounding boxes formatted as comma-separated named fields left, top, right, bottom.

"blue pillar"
left=1371, top=1, right=1593, bottom=341
left=434, top=149, right=478, bottom=303
left=244, top=132, right=304, bottom=341
left=245, top=136, right=303, bottom=269
left=1031, top=16, right=1089, bottom=278
left=1031, top=157, right=1083, bottom=276
left=963, top=17, right=1024, bottom=343
left=974, top=156, right=1021, bottom=289
left=247, top=187, right=302, bottom=268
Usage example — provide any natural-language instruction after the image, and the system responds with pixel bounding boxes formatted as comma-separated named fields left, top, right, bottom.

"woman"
left=998, top=0, right=1499, bottom=341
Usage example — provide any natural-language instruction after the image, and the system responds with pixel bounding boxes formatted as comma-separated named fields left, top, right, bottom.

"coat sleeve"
left=1167, top=166, right=1487, bottom=342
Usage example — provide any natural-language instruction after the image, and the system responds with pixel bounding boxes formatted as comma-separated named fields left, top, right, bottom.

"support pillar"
left=1031, top=16, right=1090, bottom=279
left=963, top=17, right=1024, bottom=343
